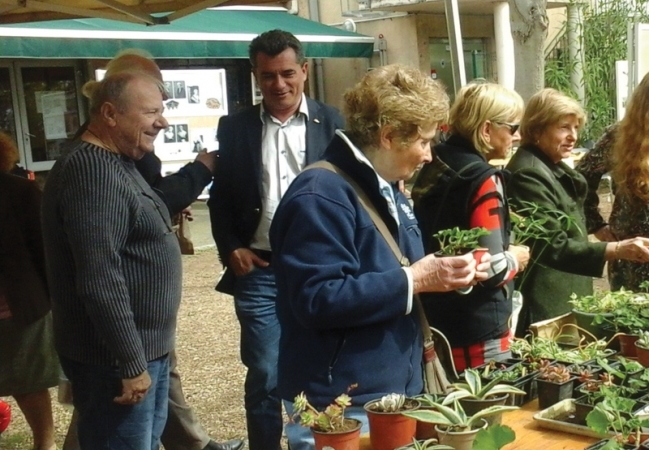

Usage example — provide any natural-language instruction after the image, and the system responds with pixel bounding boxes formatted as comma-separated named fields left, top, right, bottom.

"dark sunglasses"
left=496, top=122, right=520, bottom=135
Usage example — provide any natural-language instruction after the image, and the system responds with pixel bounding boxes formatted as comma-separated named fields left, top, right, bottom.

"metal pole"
left=444, top=0, right=466, bottom=91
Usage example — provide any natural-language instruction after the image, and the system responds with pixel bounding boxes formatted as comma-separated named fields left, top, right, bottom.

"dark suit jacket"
left=208, top=97, right=344, bottom=294
left=0, top=173, right=50, bottom=325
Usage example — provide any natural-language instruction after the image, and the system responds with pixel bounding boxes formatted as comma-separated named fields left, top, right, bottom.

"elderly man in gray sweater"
left=42, top=71, right=178, bottom=450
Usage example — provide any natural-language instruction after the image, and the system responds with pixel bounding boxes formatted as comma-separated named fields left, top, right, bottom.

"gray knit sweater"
left=42, top=142, right=182, bottom=378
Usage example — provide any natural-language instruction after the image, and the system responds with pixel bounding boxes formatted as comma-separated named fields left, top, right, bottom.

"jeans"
left=234, top=266, right=282, bottom=450
left=60, top=355, right=170, bottom=450
left=284, top=401, right=370, bottom=450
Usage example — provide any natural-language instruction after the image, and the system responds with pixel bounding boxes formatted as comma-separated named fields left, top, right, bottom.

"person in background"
left=270, top=64, right=490, bottom=450
left=412, top=81, right=530, bottom=371
left=62, top=51, right=242, bottom=450
left=0, top=131, right=58, bottom=450
left=506, top=88, right=649, bottom=336
left=208, top=29, right=344, bottom=450
left=575, top=72, right=649, bottom=292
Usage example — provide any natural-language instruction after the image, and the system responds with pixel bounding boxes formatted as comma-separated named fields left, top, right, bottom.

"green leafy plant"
left=569, top=290, right=629, bottom=314
left=586, top=395, right=649, bottom=447
left=291, top=385, right=357, bottom=433
left=433, top=226, right=489, bottom=256
left=472, top=424, right=517, bottom=450
left=443, top=369, right=525, bottom=404
left=509, top=201, right=576, bottom=247
left=402, top=399, right=518, bottom=433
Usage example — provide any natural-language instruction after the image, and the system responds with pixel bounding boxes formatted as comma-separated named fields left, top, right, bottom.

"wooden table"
left=359, top=400, right=598, bottom=450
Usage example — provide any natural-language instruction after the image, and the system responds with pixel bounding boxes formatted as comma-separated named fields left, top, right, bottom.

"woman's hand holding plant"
left=411, top=252, right=491, bottom=293
left=507, top=244, right=530, bottom=271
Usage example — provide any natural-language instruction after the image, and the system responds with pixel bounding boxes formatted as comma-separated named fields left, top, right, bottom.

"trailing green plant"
left=443, top=368, right=525, bottom=404
left=510, top=201, right=577, bottom=247
left=510, top=334, right=612, bottom=364
left=432, top=226, right=489, bottom=256
left=593, top=290, right=649, bottom=334
left=402, top=399, right=518, bottom=433
left=597, top=357, right=644, bottom=387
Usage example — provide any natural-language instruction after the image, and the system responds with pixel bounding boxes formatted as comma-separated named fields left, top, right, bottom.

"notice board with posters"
left=95, top=68, right=227, bottom=173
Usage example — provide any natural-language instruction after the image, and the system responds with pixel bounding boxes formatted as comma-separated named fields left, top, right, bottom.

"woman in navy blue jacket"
left=270, top=65, right=490, bottom=450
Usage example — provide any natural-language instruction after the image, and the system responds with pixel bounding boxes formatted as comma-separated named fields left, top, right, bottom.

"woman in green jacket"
left=506, top=88, right=649, bottom=336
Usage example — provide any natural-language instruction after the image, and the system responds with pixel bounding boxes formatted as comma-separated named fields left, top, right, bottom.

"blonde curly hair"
left=0, top=131, right=20, bottom=173
left=613, top=72, right=649, bottom=203
left=343, top=64, right=449, bottom=149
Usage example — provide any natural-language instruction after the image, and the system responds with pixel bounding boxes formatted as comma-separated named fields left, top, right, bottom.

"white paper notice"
left=41, top=92, right=67, bottom=140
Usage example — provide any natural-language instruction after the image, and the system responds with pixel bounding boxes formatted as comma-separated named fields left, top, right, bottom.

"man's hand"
left=228, top=248, right=269, bottom=276
left=195, top=150, right=218, bottom=173
left=114, top=370, right=151, bottom=405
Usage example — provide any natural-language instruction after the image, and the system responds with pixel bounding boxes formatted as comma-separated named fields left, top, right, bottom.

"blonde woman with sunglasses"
left=412, top=81, right=529, bottom=371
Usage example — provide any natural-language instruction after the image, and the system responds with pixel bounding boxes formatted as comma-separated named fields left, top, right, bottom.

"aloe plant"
left=402, top=399, right=518, bottom=433
left=442, top=369, right=525, bottom=404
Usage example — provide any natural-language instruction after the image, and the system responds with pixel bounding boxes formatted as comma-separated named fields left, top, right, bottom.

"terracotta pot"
left=636, top=341, right=649, bottom=368
left=364, top=398, right=420, bottom=450
left=311, top=418, right=362, bottom=450
left=435, top=419, right=487, bottom=450
left=472, top=248, right=489, bottom=264
left=619, top=333, right=640, bottom=358
left=415, top=406, right=438, bottom=440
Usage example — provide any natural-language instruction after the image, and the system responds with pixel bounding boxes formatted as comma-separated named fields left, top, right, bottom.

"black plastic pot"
left=536, top=377, right=575, bottom=410
left=573, top=394, right=601, bottom=425
left=459, top=393, right=508, bottom=425
left=585, top=439, right=636, bottom=450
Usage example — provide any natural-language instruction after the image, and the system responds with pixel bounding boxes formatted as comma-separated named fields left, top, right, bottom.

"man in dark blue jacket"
left=208, top=30, right=343, bottom=450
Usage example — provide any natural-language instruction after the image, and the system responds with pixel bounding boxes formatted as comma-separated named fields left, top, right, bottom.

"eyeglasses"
left=496, top=122, right=520, bottom=135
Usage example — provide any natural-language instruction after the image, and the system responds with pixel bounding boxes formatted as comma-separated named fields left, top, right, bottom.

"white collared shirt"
left=250, top=94, right=309, bottom=251
left=335, top=130, right=414, bottom=315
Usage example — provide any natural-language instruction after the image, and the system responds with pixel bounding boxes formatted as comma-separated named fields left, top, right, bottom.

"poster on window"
left=95, top=68, right=226, bottom=162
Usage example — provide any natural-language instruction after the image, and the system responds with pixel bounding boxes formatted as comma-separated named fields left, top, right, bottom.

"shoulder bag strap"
left=304, top=161, right=432, bottom=341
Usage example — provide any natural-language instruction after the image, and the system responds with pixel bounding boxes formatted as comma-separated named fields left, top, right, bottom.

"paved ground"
left=187, top=200, right=217, bottom=250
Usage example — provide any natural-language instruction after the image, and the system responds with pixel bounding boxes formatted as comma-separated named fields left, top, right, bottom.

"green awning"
left=0, top=7, right=374, bottom=59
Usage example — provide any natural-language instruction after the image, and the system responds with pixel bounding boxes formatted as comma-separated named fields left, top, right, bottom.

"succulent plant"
left=537, top=361, right=571, bottom=384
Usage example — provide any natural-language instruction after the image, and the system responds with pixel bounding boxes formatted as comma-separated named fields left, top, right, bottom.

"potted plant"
left=432, top=226, right=489, bottom=295
left=413, top=393, right=444, bottom=440
left=402, top=399, right=518, bottom=450
left=291, top=389, right=362, bottom=450
left=635, top=331, right=649, bottom=368
left=395, top=438, right=454, bottom=450
left=432, top=226, right=489, bottom=257
left=536, top=360, right=575, bottom=409
left=478, top=359, right=540, bottom=406
left=586, top=395, right=649, bottom=449
left=364, top=393, right=420, bottom=450
left=568, top=290, right=623, bottom=341
left=443, top=368, right=525, bottom=425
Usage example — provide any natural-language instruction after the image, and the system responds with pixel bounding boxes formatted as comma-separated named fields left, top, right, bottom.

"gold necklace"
left=85, top=128, right=118, bottom=154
